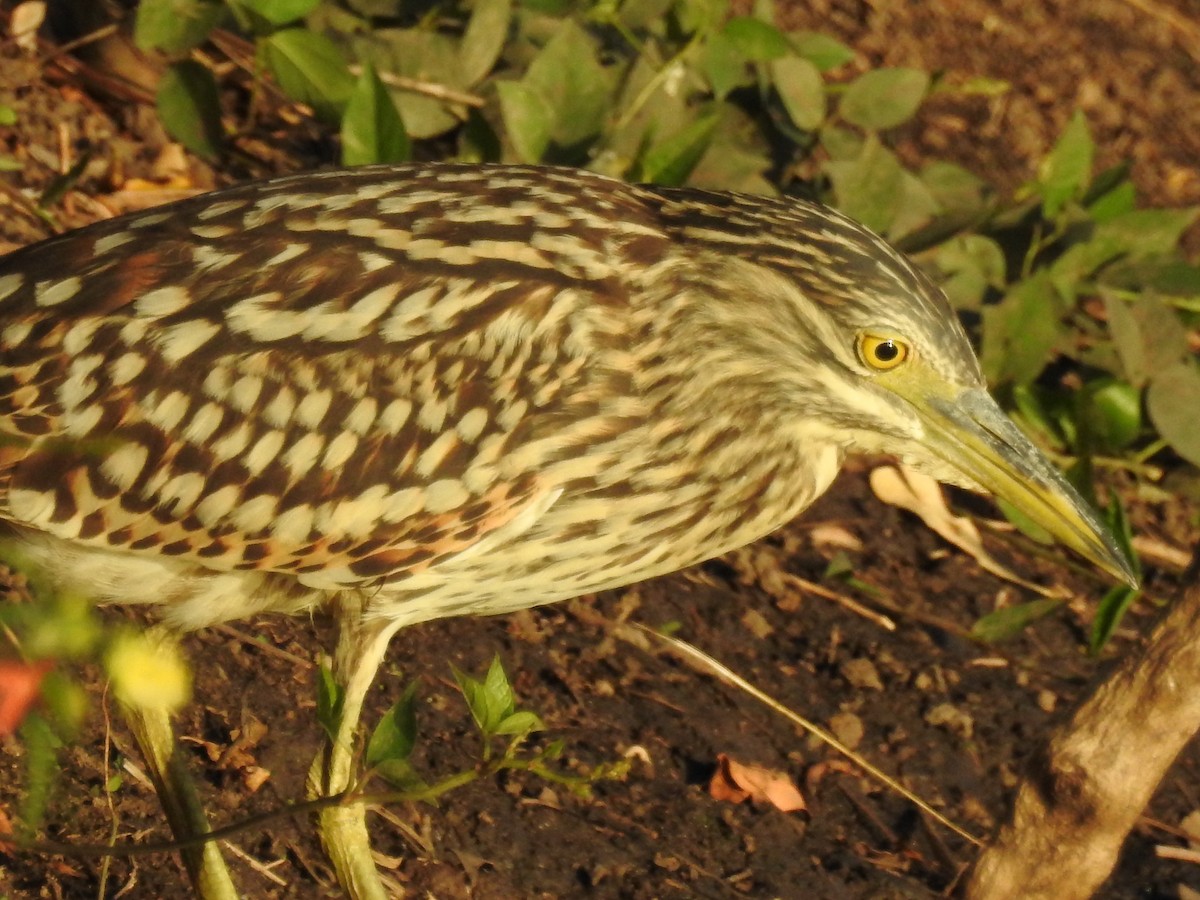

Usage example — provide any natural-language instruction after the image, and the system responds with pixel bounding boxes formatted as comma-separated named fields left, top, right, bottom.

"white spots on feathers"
left=321, top=431, right=358, bottom=469
left=263, top=386, right=297, bottom=430
left=110, top=352, right=147, bottom=386
left=424, top=479, right=469, bottom=514
left=195, top=484, right=241, bottom=527
left=245, top=430, right=286, bottom=477
left=231, top=493, right=278, bottom=534
left=0, top=273, right=22, bottom=303
left=272, top=503, right=315, bottom=544
left=100, top=442, right=149, bottom=492
left=456, top=408, right=488, bottom=443
left=296, top=390, right=332, bottom=429
left=35, top=276, right=82, bottom=307
left=378, top=398, right=413, bottom=435
left=135, top=286, right=192, bottom=318
left=145, top=390, right=190, bottom=433
left=282, top=432, right=324, bottom=476
left=154, top=320, right=221, bottom=363
left=93, top=231, right=135, bottom=256
left=182, top=402, right=224, bottom=444
left=263, top=243, right=309, bottom=268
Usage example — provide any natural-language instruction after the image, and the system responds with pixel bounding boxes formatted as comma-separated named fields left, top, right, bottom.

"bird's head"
left=660, top=189, right=1136, bottom=587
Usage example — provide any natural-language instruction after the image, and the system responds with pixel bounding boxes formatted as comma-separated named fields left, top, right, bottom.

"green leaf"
left=979, top=271, right=1064, bottom=385
left=497, top=81, right=554, bottom=163
left=839, top=68, right=929, bottom=130
left=674, top=0, right=729, bottom=35
left=1103, top=292, right=1190, bottom=387
left=493, top=710, right=545, bottom=737
left=769, top=55, right=824, bottom=131
left=971, top=599, right=1063, bottom=643
left=374, top=757, right=428, bottom=792
left=366, top=681, right=419, bottom=766
left=1104, top=495, right=1140, bottom=581
left=0, top=105, right=17, bottom=126
left=889, top=171, right=940, bottom=239
left=921, top=160, right=988, bottom=212
left=684, top=101, right=774, bottom=192
left=1038, top=110, right=1093, bottom=219
left=453, top=656, right=517, bottom=738
left=636, top=113, right=719, bottom=187
left=17, top=714, right=62, bottom=839
left=315, top=662, right=344, bottom=739
left=789, top=30, right=853, bottom=71
left=233, top=0, right=320, bottom=26
left=38, top=153, right=90, bottom=210
left=483, top=656, right=516, bottom=717
left=135, top=0, right=224, bottom=54
left=460, top=0, right=512, bottom=87
left=353, top=30, right=465, bottom=140
left=341, top=62, right=410, bottom=166
left=1093, top=207, right=1199, bottom=259
left=523, top=20, right=613, bottom=148
left=933, top=234, right=1006, bottom=310
left=1089, top=585, right=1139, bottom=653
left=825, top=135, right=904, bottom=233
left=261, top=28, right=354, bottom=123
left=1147, top=363, right=1200, bottom=467
left=721, top=16, right=791, bottom=61
left=818, top=124, right=863, bottom=161
left=701, top=32, right=750, bottom=99
left=617, top=0, right=675, bottom=29
left=156, top=61, right=223, bottom=160
left=1087, top=180, right=1136, bottom=222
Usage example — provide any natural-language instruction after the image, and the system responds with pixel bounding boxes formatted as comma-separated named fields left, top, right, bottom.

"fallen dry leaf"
left=0, top=659, right=52, bottom=736
left=868, top=464, right=1062, bottom=597
left=809, top=523, right=864, bottom=552
left=708, top=754, right=806, bottom=813
left=9, top=2, right=44, bottom=53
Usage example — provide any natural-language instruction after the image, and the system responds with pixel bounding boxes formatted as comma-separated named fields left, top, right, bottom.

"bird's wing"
left=0, top=166, right=671, bottom=587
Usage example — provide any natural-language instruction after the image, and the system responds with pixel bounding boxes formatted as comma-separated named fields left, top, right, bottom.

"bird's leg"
left=306, top=600, right=402, bottom=900
left=120, top=701, right=239, bottom=900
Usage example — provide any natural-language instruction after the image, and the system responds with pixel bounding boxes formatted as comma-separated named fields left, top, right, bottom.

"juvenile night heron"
left=0, top=163, right=1132, bottom=897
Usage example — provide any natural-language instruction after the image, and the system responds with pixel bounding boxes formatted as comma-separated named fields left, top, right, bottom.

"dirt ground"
left=1, top=2, right=1199, bottom=898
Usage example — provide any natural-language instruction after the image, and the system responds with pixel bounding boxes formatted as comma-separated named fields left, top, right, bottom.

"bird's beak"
left=918, top=387, right=1138, bottom=587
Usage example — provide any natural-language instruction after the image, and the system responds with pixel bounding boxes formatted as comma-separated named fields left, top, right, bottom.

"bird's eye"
left=857, top=333, right=910, bottom=371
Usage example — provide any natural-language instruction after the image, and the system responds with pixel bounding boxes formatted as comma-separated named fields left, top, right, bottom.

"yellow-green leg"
left=306, top=609, right=402, bottom=900
left=121, top=702, right=239, bottom=899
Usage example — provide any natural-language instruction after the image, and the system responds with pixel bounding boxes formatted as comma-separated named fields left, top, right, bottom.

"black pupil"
left=874, top=340, right=899, bottom=362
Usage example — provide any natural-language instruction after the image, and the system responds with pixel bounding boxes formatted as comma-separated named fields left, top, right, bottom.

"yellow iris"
left=857, top=333, right=910, bottom=371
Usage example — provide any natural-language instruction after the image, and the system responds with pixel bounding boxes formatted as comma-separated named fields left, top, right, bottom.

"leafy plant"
left=361, top=656, right=626, bottom=803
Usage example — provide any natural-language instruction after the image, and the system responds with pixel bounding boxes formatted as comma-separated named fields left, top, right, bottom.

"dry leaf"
left=1181, top=809, right=1200, bottom=850
left=708, top=753, right=806, bottom=813
left=741, top=608, right=774, bottom=639
left=809, top=523, right=864, bottom=552
left=869, top=464, right=1060, bottom=597
left=10, top=2, right=44, bottom=53
left=0, top=659, right=51, bottom=736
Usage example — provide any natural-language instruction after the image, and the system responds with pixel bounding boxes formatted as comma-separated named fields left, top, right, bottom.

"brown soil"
left=1, top=2, right=1199, bottom=898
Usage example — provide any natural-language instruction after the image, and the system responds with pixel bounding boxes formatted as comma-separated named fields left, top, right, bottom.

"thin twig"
left=220, top=841, right=289, bottom=886
left=211, top=624, right=313, bottom=669
left=346, top=65, right=485, bottom=108
left=788, top=573, right=897, bottom=631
